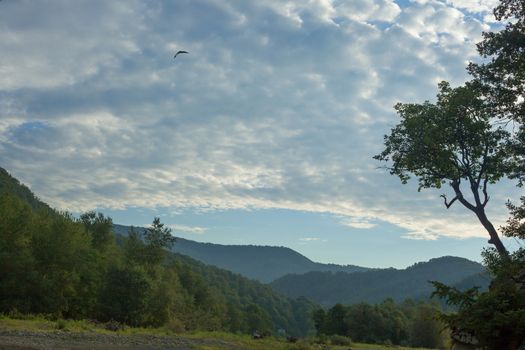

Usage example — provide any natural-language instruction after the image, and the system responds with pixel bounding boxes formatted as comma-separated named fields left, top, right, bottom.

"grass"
left=0, top=315, right=439, bottom=350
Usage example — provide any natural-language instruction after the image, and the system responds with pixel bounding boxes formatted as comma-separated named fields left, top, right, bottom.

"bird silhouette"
left=173, top=50, right=189, bottom=59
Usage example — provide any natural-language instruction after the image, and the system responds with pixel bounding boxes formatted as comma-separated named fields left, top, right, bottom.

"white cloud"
left=339, top=217, right=377, bottom=229
left=335, top=0, right=401, bottom=23
left=445, top=0, right=499, bottom=14
left=300, top=237, right=321, bottom=241
left=169, top=224, right=208, bottom=234
left=0, top=0, right=516, bottom=242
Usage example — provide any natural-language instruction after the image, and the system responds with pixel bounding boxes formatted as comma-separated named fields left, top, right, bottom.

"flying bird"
left=173, top=50, right=189, bottom=59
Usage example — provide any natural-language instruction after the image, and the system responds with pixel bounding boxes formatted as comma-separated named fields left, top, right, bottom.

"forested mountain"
left=271, top=257, right=486, bottom=306
left=0, top=167, right=316, bottom=336
left=114, top=224, right=368, bottom=282
left=0, top=167, right=53, bottom=213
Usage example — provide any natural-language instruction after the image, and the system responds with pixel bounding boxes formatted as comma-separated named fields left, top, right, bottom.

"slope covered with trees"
left=114, top=224, right=367, bottom=283
left=271, top=256, right=486, bottom=306
left=0, top=167, right=315, bottom=336
left=0, top=167, right=53, bottom=213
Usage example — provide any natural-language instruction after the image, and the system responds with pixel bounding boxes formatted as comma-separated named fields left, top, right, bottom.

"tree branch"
left=482, top=177, right=490, bottom=207
left=441, top=194, right=458, bottom=209
left=450, top=179, right=477, bottom=212
left=476, top=142, right=490, bottom=187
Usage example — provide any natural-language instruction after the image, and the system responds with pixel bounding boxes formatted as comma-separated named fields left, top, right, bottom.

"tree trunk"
left=474, top=208, right=508, bottom=256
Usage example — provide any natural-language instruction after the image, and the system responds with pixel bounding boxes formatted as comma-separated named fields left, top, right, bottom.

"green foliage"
left=430, top=177, right=525, bottom=349
left=408, top=303, right=446, bottom=349
left=375, top=80, right=510, bottom=255
left=502, top=196, right=525, bottom=240
left=329, top=334, right=352, bottom=346
left=375, top=82, right=510, bottom=191
left=97, top=266, right=151, bottom=326
left=468, top=0, right=525, bottom=123
left=432, top=201, right=525, bottom=349
left=468, top=0, right=525, bottom=186
left=143, top=217, right=176, bottom=266
left=55, top=319, right=67, bottom=330
left=325, top=304, right=346, bottom=335
left=313, top=299, right=445, bottom=348
left=0, top=172, right=316, bottom=337
left=80, top=211, right=114, bottom=251
left=433, top=262, right=525, bottom=349
left=244, top=303, right=273, bottom=334
left=0, top=168, right=54, bottom=213
left=0, top=194, right=36, bottom=314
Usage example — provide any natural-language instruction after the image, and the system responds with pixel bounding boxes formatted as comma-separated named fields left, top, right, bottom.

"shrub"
left=165, top=318, right=185, bottom=333
left=56, top=319, right=67, bottom=330
left=329, top=334, right=352, bottom=346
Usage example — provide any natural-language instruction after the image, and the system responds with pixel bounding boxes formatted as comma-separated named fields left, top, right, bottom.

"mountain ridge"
left=270, top=255, right=487, bottom=306
left=113, top=223, right=368, bottom=283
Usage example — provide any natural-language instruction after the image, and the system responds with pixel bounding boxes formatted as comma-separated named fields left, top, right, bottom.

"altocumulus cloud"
left=0, top=0, right=516, bottom=240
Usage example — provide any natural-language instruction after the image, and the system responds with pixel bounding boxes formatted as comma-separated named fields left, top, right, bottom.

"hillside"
left=0, top=167, right=316, bottom=336
left=114, top=224, right=368, bottom=283
left=271, top=256, right=486, bottom=306
left=0, top=167, right=53, bottom=213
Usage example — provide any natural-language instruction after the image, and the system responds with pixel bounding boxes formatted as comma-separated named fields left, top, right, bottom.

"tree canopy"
left=374, top=82, right=510, bottom=254
left=376, top=0, right=525, bottom=347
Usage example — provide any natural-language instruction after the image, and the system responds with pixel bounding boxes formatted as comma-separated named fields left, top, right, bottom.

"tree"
left=244, top=303, right=273, bottom=334
left=0, top=195, right=36, bottom=313
left=468, top=0, right=525, bottom=123
left=143, top=217, right=176, bottom=266
left=98, top=266, right=151, bottom=326
left=376, top=0, right=525, bottom=349
left=80, top=211, right=114, bottom=251
left=325, top=303, right=347, bottom=336
left=375, top=82, right=510, bottom=255
left=124, top=218, right=176, bottom=268
left=468, top=0, right=525, bottom=185
left=408, top=303, right=446, bottom=349
left=312, top=308, right=327, bottom=335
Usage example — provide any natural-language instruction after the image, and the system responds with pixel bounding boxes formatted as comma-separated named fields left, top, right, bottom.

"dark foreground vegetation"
left=314, top=300, right=447, bottom=349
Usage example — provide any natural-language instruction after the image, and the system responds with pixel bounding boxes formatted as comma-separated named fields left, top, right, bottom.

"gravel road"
left=0, top=329, right=245, bottom=350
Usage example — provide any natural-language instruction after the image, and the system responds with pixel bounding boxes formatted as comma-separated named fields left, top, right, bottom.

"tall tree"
left=375, top=82, right=510, bottom=255
left=143, top=217, right=176, bottom=266
left=80, top=211, right=114, bottom=251
left=468, top=0, right=525, bottom=184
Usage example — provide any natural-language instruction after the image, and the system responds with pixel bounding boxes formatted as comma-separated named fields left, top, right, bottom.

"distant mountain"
left=0, top=167, right=53, bottom=213
left=113, top=224, right=368, bottom=283
left=270, top=256, right=487, bottom=307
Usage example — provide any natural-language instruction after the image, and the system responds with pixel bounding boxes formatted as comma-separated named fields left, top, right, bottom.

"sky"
left=0, top=0, right=521, bottom=268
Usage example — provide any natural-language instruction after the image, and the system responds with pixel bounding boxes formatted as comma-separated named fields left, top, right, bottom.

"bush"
left=329, top=334, right=352, bottom=346
left=165, top=318, right=185, bottom=333
left=288, top=339, right=314, bottom=350
left=313, top=334, right=327, bottom=344
left=104, top=320, right=124, bottom=331
left=56, top=319, right=67, bottom=330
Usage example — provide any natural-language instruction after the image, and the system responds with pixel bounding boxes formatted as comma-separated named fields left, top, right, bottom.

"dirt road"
left=0, top=329, right=244, bottom=350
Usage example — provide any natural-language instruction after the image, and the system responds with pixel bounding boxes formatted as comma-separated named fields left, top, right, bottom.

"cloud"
left=299, top=237, right=321, bottom=241
left=0, top=0, right=515, bottom=242
left=169, top=224, right=208, bottom=234
left=340, top=217, right=377, bottom=229
left=445, top=0, right=499, bottom=14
